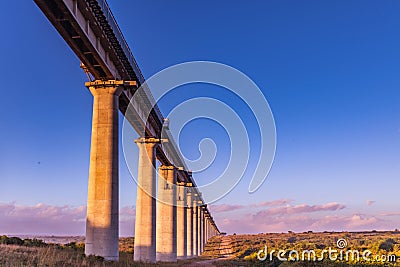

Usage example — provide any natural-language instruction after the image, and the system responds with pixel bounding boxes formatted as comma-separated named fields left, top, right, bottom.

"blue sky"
left=0, top=0, right=399, bottom=236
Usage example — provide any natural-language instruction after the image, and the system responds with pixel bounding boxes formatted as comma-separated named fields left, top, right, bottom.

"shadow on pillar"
left=156, top=252, right=179, bottom=263
left=85, top=219, right=119, bottom=261
left=132, top=245, right=157, bottom=263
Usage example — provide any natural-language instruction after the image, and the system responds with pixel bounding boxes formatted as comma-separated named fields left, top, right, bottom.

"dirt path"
left=181, top=257, right=229, bottom=266
left=181, top=235, right=235, bottom=266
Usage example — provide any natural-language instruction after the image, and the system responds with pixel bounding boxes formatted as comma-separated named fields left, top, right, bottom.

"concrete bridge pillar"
left=210, top=222, right=212, bottom=239
left=192, top=196, right=198, bottom=256
left=85, top=81, right=122, bottom=261
left=197, top=203, right=203, bottom=255
left=177, top=182, right=187, bottom=259
left=201, top=208, right=205, bottom=253
left=156, top=165, right=177, bottom=262
left=209, top=221, right=212, bottom=239
left=186, top=186, right=193, bottom=258
left=205, top=217, right=209, bottom=242
left=134, top=138, right=160, bottom=263
left=202, top=206, right=205, bottom=253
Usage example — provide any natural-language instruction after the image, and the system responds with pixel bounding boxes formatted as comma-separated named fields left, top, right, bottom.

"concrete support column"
left=202, top=208, right=205, bottom=253
left=177, top=183, right=187, bottom=259
left=192, top=198, right=198, bottom=256
left=202, top=209, right=205, bottom=253
left=209, top=221, right=211, bottom=239
left=156, top=165, right=177, bottom=262
left=197, top=204, right=203, bottom=255
left=205, top=218, right=209, bottom=241
left=134, top=138, right=160, bottom=263
left=186, top=187, right=193, bottom=258
left=204, top=219, right=207, bottom=242
left=85, top=81, right=122, bottom=261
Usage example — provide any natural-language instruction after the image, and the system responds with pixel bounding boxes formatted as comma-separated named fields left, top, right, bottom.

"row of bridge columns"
left=134, top=139, right=220, bottom=262
left=84, top=81, right=219, bottom=262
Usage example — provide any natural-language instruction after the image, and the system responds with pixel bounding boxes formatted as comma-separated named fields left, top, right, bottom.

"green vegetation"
left=1, top=232, right=400, bottom=266
left=206, top=231, right=400, bottom=266
left=0, top=235, right=209, bottom=266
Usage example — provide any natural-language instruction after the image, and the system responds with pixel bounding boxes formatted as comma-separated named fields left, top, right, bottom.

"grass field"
left=1, top=231, right=400, bottom=266
left=206, top=231, right=400, bottom=266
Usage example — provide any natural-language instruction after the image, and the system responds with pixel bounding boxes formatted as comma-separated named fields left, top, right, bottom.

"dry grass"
left=2, top=231, right=400, bottom=266
left=0, top=244, right=213, bottom=267
left=207, top=231, right=400, bottom=266
left=0, top=244, right=103, bottom=266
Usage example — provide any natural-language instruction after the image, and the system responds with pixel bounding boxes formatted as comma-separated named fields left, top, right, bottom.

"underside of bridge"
left=34, top=0, right=220, bottom=262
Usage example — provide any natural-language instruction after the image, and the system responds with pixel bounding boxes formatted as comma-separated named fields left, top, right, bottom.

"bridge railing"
left=93, top=0, right=201, bottom=192
left=95, top=0, right=164, bottom=122
left=96, top=0, right=143, bottom=84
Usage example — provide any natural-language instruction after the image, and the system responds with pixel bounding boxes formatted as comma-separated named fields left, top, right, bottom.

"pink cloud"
left=209, top=204, right=244, bottom=213
left=211, top=201, right=400, bottom=234
left=380, top=212, right=400, bottom=217
left=119, top=206, right=135, bottom=237
left=366, top=200, right=376, bottom=206
left=0, top=202, right=86, bottom=235
left=1, top=200, right=396, bottom=237
left=310, top=214, right=380, bottom=231
left=216, top=213, right=315, bottom=234
left=216, top=212, right=383, bottom=234
left=0, top=203, right=136, bottom=237
left=348, top=215, right=379, bottom=228
left=250, top=199, right=294, bottom=208
left=209, top=199, right=293, bottom=213
left=253, top=202, right=345, bottom=217
left=119, top=206, right=135, bottom=221
left=212, top=202, right=346, bottom=234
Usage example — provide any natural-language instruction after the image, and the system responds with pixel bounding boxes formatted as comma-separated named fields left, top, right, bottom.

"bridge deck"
left=34, top=0, right=201, bottom=188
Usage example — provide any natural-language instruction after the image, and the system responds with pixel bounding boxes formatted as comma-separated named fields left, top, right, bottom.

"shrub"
left=379, top=238, right=397, bottom=252
left=0, top=236, right=24, bottom=246
left=23, top=238, right=47, bottom=247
